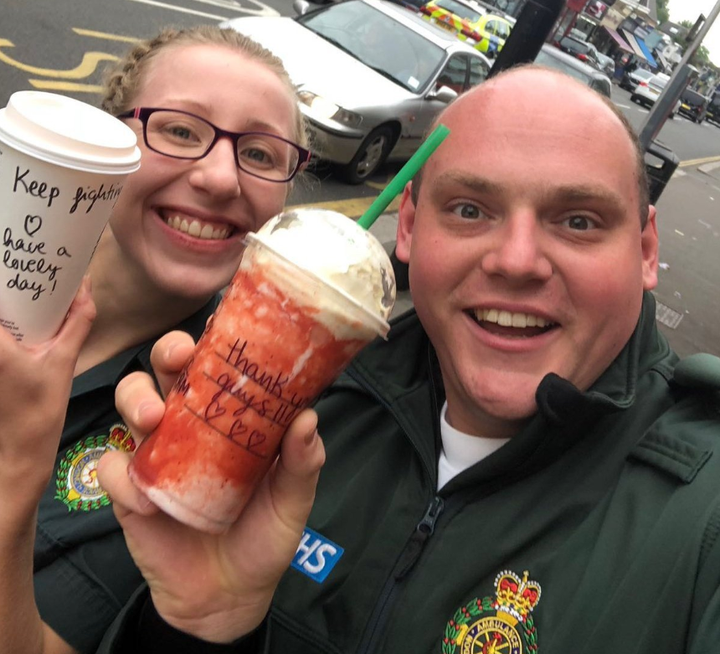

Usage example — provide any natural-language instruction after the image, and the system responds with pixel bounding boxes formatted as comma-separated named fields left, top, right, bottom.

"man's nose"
left=188, top=136, right=241, bottom=200
left=480, top=211, right=553, bottom=282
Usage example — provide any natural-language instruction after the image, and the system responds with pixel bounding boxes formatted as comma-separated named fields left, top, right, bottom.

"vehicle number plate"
left=433, top=16, right=456, bottom=32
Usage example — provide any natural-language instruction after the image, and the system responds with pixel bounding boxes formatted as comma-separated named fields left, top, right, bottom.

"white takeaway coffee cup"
left=0, top=91, right=141, bottom=344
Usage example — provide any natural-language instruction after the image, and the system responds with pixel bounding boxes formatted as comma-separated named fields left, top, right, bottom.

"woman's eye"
left=239, top=146, right=277, bottom=169
left=245, top=148, right=271, bottom=163
left=163, top=124, right=200, bottom=143
left=451, top=203, right=485, bottom=220
left=564, top=215, right=597, bottom=231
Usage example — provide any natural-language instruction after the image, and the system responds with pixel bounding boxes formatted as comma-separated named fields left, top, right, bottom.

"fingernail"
left=304, top=429, right=318, bottom=446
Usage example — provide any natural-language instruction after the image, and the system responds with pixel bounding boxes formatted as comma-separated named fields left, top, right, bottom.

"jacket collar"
left=346, top=292, right=674, bottom=457
left=536, top=291, right=676, bottom=426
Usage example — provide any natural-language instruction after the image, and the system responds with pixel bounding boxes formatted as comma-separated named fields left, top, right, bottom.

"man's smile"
left=466, top=308, right=559, bottom=338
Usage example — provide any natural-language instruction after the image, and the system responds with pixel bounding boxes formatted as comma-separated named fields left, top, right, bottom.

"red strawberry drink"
left=128, top=209, right=396, bottom=533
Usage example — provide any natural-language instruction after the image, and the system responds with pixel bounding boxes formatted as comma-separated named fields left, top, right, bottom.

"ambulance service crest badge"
left=55, top=424, right=136, bottom=511
left=442, top=569, right=541, bottom=654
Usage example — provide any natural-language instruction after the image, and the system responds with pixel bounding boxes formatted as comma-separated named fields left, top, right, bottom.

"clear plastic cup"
left=129, top=209, right=396, bottom=533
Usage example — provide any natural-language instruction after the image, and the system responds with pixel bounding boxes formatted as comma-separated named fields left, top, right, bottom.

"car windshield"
left=298, top=1, right=446, bottom=92
left=433, top=0, right=483, bottom=23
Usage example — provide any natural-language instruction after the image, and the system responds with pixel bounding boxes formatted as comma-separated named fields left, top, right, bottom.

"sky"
left=667, top=0, right=720, bottom=65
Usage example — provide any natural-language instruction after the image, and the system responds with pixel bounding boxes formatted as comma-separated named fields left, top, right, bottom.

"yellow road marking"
left=678, top=155, right=720, bottom=168
left=29, top=79, right=105, bottom=93
left=72, top=28, right=141, bottom=43
left=365, top=173, right=396, bottom=191
left=127, top=0, right=226, bottom=20
left=0, top=38, right=118, bottom=79
left=288, top=195, right=402, bottom=219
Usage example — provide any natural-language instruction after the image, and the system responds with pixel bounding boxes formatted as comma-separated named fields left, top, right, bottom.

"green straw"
left=356, top=123, right=450, bottom=230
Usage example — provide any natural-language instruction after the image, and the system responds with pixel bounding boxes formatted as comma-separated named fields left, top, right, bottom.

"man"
left=96, top=66, right=720, bottom=653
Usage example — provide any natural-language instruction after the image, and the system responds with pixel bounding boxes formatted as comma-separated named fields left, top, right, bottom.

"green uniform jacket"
left=35, top=298, right=218, bottom=653
left=98, top=292, right=720, bottom=654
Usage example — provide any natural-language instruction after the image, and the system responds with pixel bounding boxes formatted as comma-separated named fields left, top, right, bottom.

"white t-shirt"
left=437, top=401, right=510, bottom=490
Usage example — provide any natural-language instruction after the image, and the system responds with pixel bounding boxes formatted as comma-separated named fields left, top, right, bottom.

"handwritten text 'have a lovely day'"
left=2, top=160, right=122, bottom=301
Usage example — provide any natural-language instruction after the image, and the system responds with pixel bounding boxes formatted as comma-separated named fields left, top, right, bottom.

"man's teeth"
left=475, top=308, right=552, bottom=329
left=166, top=215, right=230, bottom=240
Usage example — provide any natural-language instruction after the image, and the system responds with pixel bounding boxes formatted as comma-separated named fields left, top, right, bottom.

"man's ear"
left=642, top=205, right=659, bottom=291
left=395, top=182, right=416, bottom=264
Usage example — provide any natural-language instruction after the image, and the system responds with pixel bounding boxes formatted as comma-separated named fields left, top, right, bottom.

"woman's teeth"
left=474, top=308, right=554, bottom=329
left=165, top=215, right=230, bottom=240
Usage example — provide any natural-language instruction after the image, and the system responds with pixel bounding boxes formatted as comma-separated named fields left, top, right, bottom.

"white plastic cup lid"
left=0, top=91, right=141, bottom=174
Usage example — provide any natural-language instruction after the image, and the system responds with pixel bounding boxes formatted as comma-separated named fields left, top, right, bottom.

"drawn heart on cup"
left=204, top=400, right=226, bottom=423
left=24, top=214, right=43, bottom=237
left=246, top=431, right=267, bottom=453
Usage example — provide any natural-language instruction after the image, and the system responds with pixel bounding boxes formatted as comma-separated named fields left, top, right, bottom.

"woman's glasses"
left=118, top=107, right=310, bottom=183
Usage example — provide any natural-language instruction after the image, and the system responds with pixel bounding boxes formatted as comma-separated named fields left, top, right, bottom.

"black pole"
left=488, top=0, right=567, bottom=78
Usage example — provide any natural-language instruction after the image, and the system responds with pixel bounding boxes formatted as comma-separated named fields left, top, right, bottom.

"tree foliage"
left=677, top=19, right=711, bottom=68
left=656, top=0, right=669, bottom=25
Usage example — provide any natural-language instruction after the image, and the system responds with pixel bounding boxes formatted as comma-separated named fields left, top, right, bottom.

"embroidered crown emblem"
left=494, top=570, right=542, bottom=624
left=107, top=424, right=134, bottom=450
left=442, top=568, right=542, bottom=653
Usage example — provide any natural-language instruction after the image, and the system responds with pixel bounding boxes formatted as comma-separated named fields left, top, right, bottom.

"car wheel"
left=338, top=125, right=395, bottom=184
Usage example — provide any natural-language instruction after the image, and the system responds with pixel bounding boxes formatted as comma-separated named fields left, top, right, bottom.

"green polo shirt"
left=33, top=297, right=219, bottom=654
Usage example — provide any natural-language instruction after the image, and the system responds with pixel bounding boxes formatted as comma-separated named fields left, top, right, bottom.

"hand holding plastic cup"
left=127, top=123, right=449, bottom=534
left=128, top=209, right=397, bottom=533
left=0, top=91, right=141, bottom=344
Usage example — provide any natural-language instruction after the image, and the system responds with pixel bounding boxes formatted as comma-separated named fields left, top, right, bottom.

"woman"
left=0, top=24, right=309, bottom=654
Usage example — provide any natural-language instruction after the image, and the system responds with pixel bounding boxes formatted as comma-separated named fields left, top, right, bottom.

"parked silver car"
left=631, top=72, right=679, bottom=119
left=221, top=0, right=491, bottom=183
left=619, top=67, right=653, bottom=92
left=534, top=45, right=612, bottom=99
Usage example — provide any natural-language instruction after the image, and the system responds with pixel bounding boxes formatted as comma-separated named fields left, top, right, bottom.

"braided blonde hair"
left=101, top=25, right=307, bottom=147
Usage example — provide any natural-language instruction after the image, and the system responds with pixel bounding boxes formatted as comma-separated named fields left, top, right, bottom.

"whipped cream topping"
left=248, top=209, right=396, bottom=332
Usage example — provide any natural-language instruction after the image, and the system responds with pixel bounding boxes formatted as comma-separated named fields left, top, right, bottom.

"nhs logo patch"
left=291, top=527, right=344, bottom=583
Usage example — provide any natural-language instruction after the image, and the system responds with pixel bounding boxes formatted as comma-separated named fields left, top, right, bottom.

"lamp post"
left=488, top=0, right=566, bottom=77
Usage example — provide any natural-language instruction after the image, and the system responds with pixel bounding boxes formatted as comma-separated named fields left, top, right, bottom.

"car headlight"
left=297, top=91, right=363, bottom=128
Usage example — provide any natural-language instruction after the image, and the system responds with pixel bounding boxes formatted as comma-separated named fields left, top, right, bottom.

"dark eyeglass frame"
left=117, top=107, right=311, bottom=183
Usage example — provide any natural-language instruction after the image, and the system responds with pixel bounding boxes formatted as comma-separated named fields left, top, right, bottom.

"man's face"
left=396, top=70, right=658, bottom=438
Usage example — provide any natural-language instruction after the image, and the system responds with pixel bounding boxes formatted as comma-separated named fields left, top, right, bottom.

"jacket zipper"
left=346, top=355, right=446, bottom=652
left=356, top=496, right=445, bottom=654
